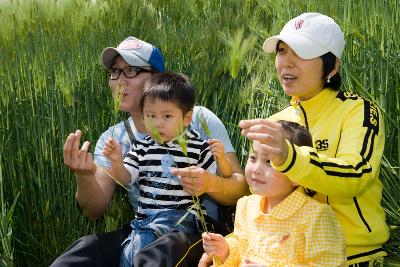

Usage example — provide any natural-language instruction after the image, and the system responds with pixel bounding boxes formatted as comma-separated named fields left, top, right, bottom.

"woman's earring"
left=327, top=76, right=331, bottom=83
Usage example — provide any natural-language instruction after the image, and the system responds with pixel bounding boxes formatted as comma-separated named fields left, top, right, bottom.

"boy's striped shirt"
left=123, top=128, right=215, bottom=220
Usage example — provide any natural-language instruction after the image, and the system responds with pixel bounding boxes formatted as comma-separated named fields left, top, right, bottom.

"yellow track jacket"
left=270, top=88, right=389, bottom=264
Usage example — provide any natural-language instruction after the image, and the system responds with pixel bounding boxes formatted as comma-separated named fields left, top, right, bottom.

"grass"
left=0, top=0, right=398, bottom=265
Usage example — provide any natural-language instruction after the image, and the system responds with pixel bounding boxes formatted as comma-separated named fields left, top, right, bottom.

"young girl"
left=202, top=121, right=346, bottom=266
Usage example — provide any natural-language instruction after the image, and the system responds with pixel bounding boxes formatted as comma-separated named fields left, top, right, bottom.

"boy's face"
left=143, top=98, right=192, bottom=142
left=245, top=141, right=297, bottom=199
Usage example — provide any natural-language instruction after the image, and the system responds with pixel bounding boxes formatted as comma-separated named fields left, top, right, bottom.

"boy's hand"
left=103, top=137, right=122, bottom=162
left=202, top=232, right=229, bottom=262
left=207, top=139, right=225, bottom=160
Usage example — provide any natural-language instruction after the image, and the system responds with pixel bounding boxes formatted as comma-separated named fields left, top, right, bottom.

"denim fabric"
left=120, top=210, right=199, bottom=267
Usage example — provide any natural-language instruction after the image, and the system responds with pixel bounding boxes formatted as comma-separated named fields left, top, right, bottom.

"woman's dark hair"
left=140, top=72, right=195, bottom=115
left=275, top=41, right=341, bottom=91
left=321, top=52, right=341, bottom=90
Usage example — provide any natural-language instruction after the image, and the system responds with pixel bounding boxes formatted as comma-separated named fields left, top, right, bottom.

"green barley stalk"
left=175, top=129, right=209, bottom=233
left=175, top=124, right=188, bottom=157
left=145, top=118, right=209, bottom=232
left=0, top=155, right=20, bottom=267
left=144, top=117, right=164, bottom=144
left=103, top=81, right=128, bottom=189
left=98, top=165, right=129, bottom=191
left=175, top=203, right=197, bottom=226
left=110, top=81, right=124, bottom=138
left=197, top=110, right=212, bottom=137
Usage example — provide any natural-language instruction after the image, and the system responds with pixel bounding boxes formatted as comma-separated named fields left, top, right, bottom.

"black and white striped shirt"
left=123, top=128, right=216, bottom=220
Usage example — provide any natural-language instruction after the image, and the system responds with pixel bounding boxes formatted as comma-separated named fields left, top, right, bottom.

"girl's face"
left=275, top=42, right=325, bottom=101
left=245, top=141, right=297, bottom=200
left=108, top=56, right=153, bottom=115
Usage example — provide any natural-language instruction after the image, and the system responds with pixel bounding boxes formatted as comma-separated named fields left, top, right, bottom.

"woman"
left=239, top=13, right=388, bottom=266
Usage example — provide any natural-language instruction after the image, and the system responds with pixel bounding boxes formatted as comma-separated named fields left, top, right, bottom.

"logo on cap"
left=295, top=19, right=304, bottom=30
left=120, top=39, right=143, bottom=50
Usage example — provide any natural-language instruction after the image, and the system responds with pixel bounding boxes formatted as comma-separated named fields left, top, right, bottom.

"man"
left=51, top=36, right=248, bottom=267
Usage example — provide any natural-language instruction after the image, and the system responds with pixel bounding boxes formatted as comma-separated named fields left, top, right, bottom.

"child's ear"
left=183, top=110, right=193, bottom=127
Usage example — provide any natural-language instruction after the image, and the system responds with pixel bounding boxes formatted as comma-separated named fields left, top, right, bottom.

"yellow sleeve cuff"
left=271, top=139, right=295, bottom=173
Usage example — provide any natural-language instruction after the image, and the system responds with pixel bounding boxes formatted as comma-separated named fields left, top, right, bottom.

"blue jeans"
left=120, top=210, right=199, bottom=267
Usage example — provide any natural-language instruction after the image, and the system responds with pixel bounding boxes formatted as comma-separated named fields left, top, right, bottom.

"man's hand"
left=239, top=119, right=289, bottom=167
left=171, top=166, right=214, bottom=196
left=63, top=130, right=97, bottom=176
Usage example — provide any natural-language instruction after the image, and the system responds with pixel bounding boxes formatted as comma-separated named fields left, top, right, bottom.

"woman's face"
left=108, top=56, right=153, bottom=115
left=275, top=42, right=325, bottom=101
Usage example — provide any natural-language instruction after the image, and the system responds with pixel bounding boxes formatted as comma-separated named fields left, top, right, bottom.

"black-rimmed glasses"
left=108, top=66, right=150, bottom=80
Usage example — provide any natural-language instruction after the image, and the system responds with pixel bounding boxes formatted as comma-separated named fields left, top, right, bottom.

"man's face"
left=108, top=56, right=153, bottom=115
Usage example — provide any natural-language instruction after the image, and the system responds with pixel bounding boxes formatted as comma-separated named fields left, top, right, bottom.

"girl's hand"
left=202, top=232, right=229, bottom=262
left=208, top=139, right=225, bottom=160
left=103, top=137, right=122, bottom=162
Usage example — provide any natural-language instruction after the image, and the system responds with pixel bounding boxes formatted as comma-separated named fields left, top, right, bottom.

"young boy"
left=103, top=72, right=232, bottom=266
left=202, top=121, right=346, bottom=266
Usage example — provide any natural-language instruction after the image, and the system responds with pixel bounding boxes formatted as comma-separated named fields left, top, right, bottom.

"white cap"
left=263, top=13, right=345, bottom=59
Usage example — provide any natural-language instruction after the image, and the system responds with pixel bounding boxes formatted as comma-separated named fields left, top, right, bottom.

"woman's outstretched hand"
left=239, top=119, right=289, bottom=167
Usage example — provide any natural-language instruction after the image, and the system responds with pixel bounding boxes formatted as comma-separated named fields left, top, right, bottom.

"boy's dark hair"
left=278, top=120, right=313, bottom=147
left=277, top=120, right=316, bottom=197
left=140, top=72, right=195, bottom=114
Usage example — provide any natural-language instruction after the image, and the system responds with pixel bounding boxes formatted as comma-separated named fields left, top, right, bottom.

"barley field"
left=0, top=0, right=399, bottom=266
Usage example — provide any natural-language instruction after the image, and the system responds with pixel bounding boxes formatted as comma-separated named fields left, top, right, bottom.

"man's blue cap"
left=101, top=36, right=165, bottom=72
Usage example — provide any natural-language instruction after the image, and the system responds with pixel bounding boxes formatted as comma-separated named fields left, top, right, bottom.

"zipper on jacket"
left=298, top=103, right=310, bottom=130
left=353, top=197, right=372, bottom=232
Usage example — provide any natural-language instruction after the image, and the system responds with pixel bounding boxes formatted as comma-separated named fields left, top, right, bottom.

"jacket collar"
left=291, top=88, right=338, bottom=122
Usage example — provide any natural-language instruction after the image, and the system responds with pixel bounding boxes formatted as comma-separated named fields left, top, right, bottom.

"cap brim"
left=263, top=32, right=329, bottom=60
left=100, top=47, right=151, bottom=69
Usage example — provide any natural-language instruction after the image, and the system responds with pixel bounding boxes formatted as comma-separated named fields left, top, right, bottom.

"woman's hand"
left=239, top=119, right=289, bottom=166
